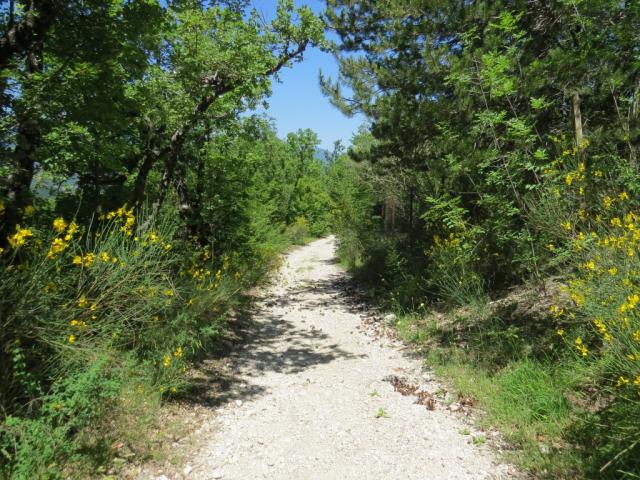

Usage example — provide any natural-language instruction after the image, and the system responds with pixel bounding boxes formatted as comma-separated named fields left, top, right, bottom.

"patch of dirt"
left=383, top=375, right=437, bottom=410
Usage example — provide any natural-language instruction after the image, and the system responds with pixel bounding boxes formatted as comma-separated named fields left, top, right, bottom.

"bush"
left=286, top=216, right=311, bottom=245
left=550, top=200, right=640, bottom=476
left=0, top=207, right=246, bottom=478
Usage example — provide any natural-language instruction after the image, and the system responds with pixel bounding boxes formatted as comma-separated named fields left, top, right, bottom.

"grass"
left=472, top=435, right=486, bottom=446
left=430, top=355, right=583, bottom=475
left=391, top=306, right=592, bottom=478
left=375, top=407, right=389, bottom=418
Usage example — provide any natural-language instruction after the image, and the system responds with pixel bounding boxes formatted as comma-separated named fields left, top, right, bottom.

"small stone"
left=183, top=464, right=193, bottom=475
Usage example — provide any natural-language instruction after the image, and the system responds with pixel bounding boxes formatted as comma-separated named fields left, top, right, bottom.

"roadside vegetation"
left=324, top=1, right=640, bottom=478
left=3, top=1, right=640, bottom=478
left=0, top=1, right=333, bottom=478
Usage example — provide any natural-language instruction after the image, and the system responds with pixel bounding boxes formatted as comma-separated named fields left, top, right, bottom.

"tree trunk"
left=572, top=92, right=583, bottom=147
left=2, top=21, right=44, bottom=242
left=133, top=150, right=159, bottom=206
left=0, top=0, right=56, bottom=109
left=145, top=41, right=309, bottom=219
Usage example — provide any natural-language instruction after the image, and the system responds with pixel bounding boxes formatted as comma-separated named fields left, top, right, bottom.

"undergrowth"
left=385, top=295, right=639, bottom=479
left=0, top=207, right=289, bottom=479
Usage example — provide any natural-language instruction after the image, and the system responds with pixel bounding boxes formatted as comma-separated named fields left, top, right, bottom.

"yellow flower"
left=549, top=305, right=564, bottom=317
left=152, top=315, right=159, bottom=322
left=561, top=221, right=572, bottom=231
left=149, top=231, right=158, bottom=243
left=584, top=260, right=596, bottom=271
left=575, top=337, right=583, bottom=345
left=608, top=267, right=618, bottom=276
left=68, top=335, right=76, bottom=344
left=78, top=295, right=88, bottom=308
left=630, top=294, right=640, bottom=308
left=611, top=217, right=623, bottom=227
left=616, top=376, right=629, bottom=387
left=7, top=226, right=33, bottom=248
left=0, top=247, right=4, bottom=255
left=67, top=221, right=79, bottom=236
left=52, top=217, right=67, bottom=233
left=70, top=319, right=79, bottom=326
left=173, top=347, right=183, bottom=358
left=163, top=289, right=174, bottom=297
left=72, top=255, right=83, bottom=265
left=0, top=200, right=4, bottom=215
left=594, top=318, right=607, bottom=334
left=47, top=238, right=69, bottom=259
left=99, top=252, right=110, bottom=262
left=556, top=328, right=565, bottom=337
left=603, top=196, right=614, bottom=209
left=634, top=376, right=640, bottom=386
left=163, top=243, right=172, bottom=251
left=83, top=253, right=95, bottom=266
left=571, top=291, right=585, bottom=306
left=163, top=354, right=171, bottom=368
left=619, top=191, right=630, bottom=201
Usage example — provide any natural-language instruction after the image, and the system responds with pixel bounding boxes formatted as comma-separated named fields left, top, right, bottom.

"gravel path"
left=141, top=236, right=516, bottom=480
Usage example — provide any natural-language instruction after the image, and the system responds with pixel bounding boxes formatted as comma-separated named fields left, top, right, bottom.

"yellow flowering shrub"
left=551, top=200, right=640, bottom=438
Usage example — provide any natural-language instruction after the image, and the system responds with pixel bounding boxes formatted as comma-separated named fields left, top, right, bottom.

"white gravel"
left=142, top=236, right=518, bottom=480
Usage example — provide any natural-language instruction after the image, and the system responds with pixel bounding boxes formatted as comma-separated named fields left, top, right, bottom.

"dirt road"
left=140, top=236, right=515, bottom=480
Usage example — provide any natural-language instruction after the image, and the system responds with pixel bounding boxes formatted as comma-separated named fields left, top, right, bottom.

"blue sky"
left=250, top=0, right=365, bottom=149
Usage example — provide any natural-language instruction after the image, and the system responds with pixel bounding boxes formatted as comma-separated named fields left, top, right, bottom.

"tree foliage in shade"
left=324, top=0, right=640, bottom=286
left=0, top=0, right=325, bottom=241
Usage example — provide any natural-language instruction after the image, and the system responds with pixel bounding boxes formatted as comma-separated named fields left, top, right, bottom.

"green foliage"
left=0, top=210, right=239, bottom=476
left=0, top=1, right=333, bottom=476
left=325, top=0, right=640, bottom=477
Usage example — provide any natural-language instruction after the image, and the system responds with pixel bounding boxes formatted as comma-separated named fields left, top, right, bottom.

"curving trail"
left=140, top=236, right=516, bottom=480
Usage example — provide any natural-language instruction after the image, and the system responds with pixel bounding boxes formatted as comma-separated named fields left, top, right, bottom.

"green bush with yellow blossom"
left=0, top=207, right=250, bottom=478
left=546, top=153, right=640, bottom=474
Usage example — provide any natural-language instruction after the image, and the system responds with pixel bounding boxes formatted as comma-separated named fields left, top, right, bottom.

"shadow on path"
left=174, top=269, right=365, bottom=409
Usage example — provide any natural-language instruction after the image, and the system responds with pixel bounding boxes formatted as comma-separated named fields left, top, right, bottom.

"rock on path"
left=141, top=236, right=516, bottom=480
